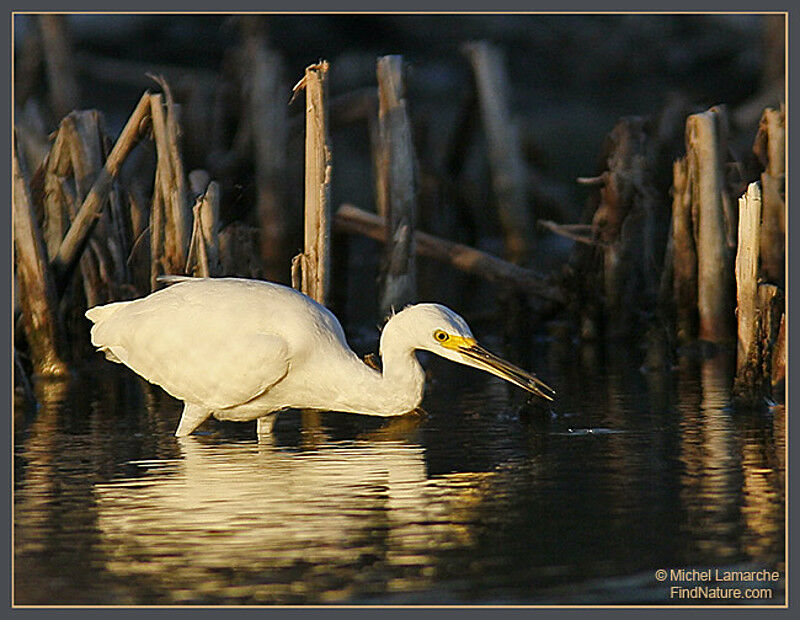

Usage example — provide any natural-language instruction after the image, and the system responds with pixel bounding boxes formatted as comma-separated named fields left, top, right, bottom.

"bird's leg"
left=175, top=403, right=213, bottom=437
left=256, top=413, right=278, bottom=437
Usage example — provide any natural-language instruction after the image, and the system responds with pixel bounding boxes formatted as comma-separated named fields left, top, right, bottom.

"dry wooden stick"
left=376, top=55, right=418, bottom=317
left=686, top=107, right=734, bottom=343
left=295, top=61, right=332, bottom=305
left=463, top=41, right=533, bottom=264
left=335, top=204, right=565, bottom=305
left=13, top=139, right=69, bottom=377
left=50, top=92, right=151, bottom=292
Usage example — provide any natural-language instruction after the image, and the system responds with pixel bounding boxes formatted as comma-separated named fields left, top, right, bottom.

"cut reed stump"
left=733, top=183, right=784, bottom=406
left=13, top=140, right=69, bottom=377
left=293, top=62, right=332, bottom=306
left=463, top=41, right=533, bottom=264
left=335, top=204, right=565, bottom=306
left=733, top=182, right=763, bottom=401
left=685, top=107, right=736, bottom=344
left=376, top=55, right=418, bottom=317
left=752, top=106, right=785, bottom=286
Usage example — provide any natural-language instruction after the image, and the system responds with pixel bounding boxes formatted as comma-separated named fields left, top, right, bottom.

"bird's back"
left=86, top=278, right=349, bottom=409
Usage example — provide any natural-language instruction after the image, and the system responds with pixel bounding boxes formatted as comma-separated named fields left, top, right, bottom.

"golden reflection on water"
left=15, top=378, right=71, bottom=556
left=14, top=354, right=785, bottom=605
left=739, top=402, right=785, bottom=566
left=677, top=353, right=784, bottom=567
left=94, top=436, right=493, bottom=604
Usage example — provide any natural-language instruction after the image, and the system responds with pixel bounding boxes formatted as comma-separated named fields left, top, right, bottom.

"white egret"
left=86, top=277, right=555, bottom=437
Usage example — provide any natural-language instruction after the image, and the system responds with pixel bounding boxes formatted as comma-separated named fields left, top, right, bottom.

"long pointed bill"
left=457, top=340, right=556, bottom=402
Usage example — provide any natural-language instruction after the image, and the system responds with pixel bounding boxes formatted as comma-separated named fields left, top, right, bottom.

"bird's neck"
left=328, top=344, right=424, bottom=417
left=378, top=346, right=426, bottom=413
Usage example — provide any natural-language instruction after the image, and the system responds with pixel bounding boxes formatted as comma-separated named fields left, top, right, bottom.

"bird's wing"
left=98, top=302, right=290, bottom=410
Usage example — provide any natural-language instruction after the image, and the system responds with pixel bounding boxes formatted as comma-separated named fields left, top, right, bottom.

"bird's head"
left=381, top=303, right=555, bottom=402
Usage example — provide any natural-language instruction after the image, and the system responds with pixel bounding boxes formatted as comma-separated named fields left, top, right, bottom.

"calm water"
left=14, top=338, right=785, bottom=605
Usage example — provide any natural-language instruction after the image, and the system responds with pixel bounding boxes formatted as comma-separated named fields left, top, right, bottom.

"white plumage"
left=86, top=277, right=554, bottom=437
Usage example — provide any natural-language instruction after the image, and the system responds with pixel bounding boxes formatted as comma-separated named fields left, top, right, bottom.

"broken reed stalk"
left=335, top=204, right=565, bottom=305
left=162, top=80, right=190, bottom=261
left=13, top=140, right=69, bottom=377
left=734, top=182, right=762, bottom=396
left=50, top=92, right=151, bottom=293
left=376, top=55, right=418, bottom=317
left=149, top=88, right=190, bottom=275
left=199, top=181, right=221, bottom=275
left=671, top=157, right=698, bottom=343
left=185, top=181, right=221, bottom=278
left=685, top=107, right=735, bottom=344
left=295, top=62, right=332, bottom=306
left=754, top=106, right=785, bottom=286
left=186, top=203, right=211, bottom=278
left=42, top=115, right=76, bottom=260
left=463, top=40, right=533, bottom=264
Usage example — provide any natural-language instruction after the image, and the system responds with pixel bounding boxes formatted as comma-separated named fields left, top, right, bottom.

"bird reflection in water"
left=94, top=429, right=494, bottom=604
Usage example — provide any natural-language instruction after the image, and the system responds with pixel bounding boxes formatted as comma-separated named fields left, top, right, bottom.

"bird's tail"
left=85, top=301, right=126, bottom=326
left=85, top=301, right=130, bottom=352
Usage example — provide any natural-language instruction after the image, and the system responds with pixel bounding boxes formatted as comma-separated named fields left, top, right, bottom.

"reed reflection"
left=677, top=353, right=749, bottom=563
left=738, top=403, right=785, bottom=567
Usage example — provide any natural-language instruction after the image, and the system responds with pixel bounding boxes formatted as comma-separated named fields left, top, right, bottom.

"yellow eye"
left=434, top=330, right=449, bottom=343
